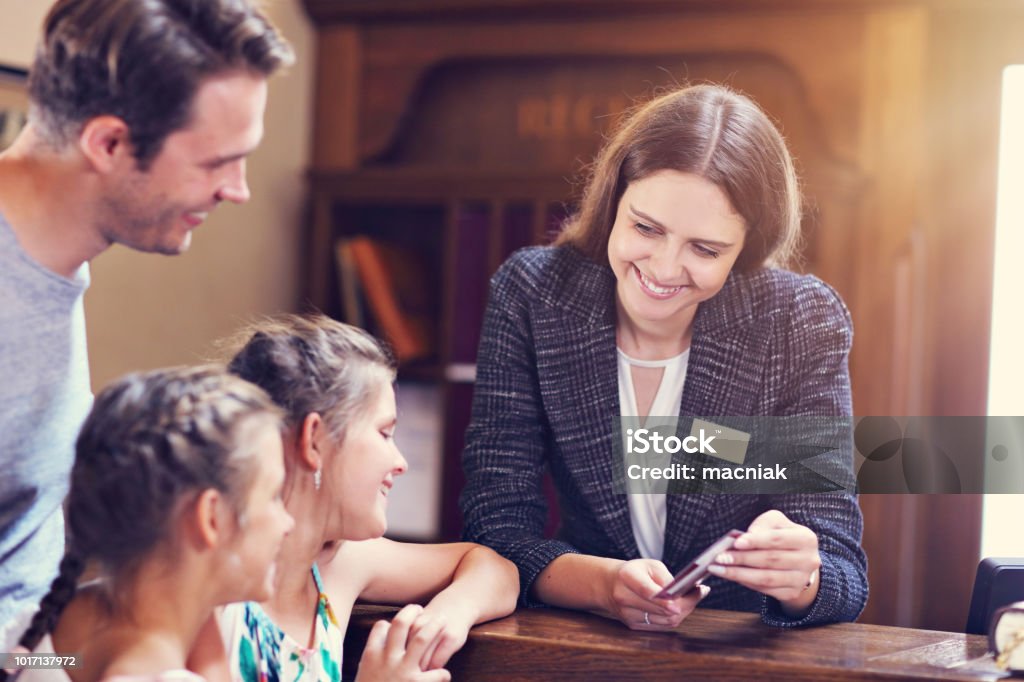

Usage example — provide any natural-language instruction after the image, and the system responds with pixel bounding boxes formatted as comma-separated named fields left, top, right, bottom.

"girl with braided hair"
left=6, top=366, right=293, bottom=682
left=192, top=315, right=517, bottom=682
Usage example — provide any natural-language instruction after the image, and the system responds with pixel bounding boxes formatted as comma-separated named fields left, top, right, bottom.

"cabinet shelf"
left=307, top=168, right=577, bottom=203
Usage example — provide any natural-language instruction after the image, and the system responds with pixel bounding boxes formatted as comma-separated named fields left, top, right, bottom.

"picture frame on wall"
left=0, top=64, right=28, bottom=151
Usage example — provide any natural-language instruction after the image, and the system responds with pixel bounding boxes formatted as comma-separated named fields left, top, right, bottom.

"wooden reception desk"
left=343, top=605, right=1009, bottom=681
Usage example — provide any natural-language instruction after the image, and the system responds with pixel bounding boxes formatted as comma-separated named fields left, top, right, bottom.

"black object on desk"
left=966, top=557, right=1024, bottom=635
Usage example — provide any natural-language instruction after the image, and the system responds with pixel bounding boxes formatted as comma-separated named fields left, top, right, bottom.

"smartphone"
left=654, top=529, right=743, bottom=599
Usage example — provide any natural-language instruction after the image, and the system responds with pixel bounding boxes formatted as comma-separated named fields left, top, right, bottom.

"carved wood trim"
left=323, top=10, right=866, bottom=166
left=302, top=0, right=1018, bottom=23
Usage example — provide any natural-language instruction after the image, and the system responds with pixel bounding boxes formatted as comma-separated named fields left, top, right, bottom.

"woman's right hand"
left=601, top=558, right=708, bottom=631
left=355, top=604, right=452, bottom=682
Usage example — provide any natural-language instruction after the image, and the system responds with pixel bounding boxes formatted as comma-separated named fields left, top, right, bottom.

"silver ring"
left=643, top=611, right=651, bottom=625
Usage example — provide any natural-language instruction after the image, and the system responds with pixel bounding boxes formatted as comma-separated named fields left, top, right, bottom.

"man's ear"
left=78, top=115, right=133, bottom=173
left=297, top=412, right=325, bottom=475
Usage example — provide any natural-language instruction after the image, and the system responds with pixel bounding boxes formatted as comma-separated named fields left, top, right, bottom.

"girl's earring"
left=314, top=468, right=322, bottom=491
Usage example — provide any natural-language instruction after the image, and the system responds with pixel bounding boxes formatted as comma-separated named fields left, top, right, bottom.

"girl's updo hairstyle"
left=16, top=365, right=282, bottom=655
left=556, top=82, right=802, bottom=273
left=226, top=314, right=396, bottom=443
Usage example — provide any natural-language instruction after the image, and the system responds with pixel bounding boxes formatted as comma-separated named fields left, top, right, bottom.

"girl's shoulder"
left=317, top=539, right=381, bottom=600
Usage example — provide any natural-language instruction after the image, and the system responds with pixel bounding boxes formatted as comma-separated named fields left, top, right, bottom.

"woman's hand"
left=601, top=558, right=708, bottom=631
left=355, top=604, right=452, bottom=682
left=707, top=509, right=822, bottom=616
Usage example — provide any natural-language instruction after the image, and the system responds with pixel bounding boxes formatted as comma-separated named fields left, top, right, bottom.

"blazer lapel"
left=533, top=259, right=639, bottom=561
left=663, top=273, right=768, bottom=571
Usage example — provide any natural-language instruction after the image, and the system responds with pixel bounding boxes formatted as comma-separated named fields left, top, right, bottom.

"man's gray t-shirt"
left=0, top=210, right=91, bottom=644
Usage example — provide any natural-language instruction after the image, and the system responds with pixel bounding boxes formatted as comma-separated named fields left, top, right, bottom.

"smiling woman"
left=608, top=171, right=747, bottom=356
left=460, top=83, right=867, bottom=632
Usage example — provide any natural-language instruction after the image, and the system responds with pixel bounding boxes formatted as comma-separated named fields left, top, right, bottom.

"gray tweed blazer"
left=460, top=245, right=868, bottom=627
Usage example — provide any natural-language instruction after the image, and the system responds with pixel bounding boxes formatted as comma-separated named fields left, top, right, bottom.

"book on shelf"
left=335, top=236, right=435, bottom=363
left=334, top=239, right=365, bottom=328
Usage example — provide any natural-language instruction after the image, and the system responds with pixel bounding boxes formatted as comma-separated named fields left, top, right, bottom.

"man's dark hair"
left=28, top=0, right=294, bottom=168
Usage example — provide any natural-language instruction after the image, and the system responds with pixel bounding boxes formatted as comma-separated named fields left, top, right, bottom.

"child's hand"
left=413, top=602, right=476, bottom=670
left=355, top=604, right=451, bottom=682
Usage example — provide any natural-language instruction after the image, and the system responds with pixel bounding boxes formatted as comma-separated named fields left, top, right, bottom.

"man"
left=0, top=0, right=292, bottom=646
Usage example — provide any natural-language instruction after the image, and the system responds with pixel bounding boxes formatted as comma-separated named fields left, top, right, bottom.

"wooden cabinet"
left=301, top=0, right=1022, bottom=630
left=307, top=170, right=573, bottom=541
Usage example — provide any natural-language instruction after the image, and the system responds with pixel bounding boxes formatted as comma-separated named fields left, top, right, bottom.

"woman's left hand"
left=706, top=509, right=822, bottom=615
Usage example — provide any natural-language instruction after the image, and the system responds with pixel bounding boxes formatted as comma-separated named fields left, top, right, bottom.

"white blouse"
left=617, top=347, right=690, bottom=561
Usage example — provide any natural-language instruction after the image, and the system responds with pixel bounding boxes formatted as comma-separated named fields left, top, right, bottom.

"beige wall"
left=0, top=1, right=48, bottom=68
left=0, top=0, right=316, bottom=389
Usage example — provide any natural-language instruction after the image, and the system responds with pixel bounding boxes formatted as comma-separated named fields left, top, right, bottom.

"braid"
left=225, top=314, right=395, bottom=440
left=66, top=366, right=282, bottom=586
left=2, top=366, right=283, bottom=659
left=16, top=551, right=87, bottom=652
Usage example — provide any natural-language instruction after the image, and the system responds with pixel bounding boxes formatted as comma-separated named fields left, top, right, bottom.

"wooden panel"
left=849, top=5, right=928, bottom=416
left=303, top=0, right=1024, bottom=24
left=856, top=2, right=1024, bottom=630
left=375, top=55, right=858, bottom=168
left=305, top=193, right=336, bottom=310
left=923, top=6, right=1024, bottom=417
left=355, top=10, right=865, bottom=164
left=306, top=0, right=889, bottom=23
left=846, top=7, right=982, bottom=630
left=312, top=25, right=361, bottom=169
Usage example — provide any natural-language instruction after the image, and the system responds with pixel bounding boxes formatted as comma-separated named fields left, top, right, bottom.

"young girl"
left=7, top=366, right=293, bottom=682
left=211, top=315, right=518, bottom=682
